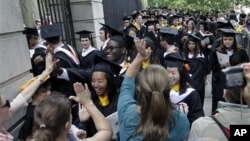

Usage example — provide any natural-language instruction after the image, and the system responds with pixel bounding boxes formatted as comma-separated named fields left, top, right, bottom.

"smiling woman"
left=77, top=55, right=122, bottom=140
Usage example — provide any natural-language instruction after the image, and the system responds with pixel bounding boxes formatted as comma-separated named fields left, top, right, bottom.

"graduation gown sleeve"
left=180, top=90, right=205, bottom=124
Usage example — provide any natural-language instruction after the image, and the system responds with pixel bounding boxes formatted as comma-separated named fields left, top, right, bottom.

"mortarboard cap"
left=186, top=17, right=196, bottom=24
left=75, top=30, right=93, bottom=39
left=188, top=34, right=201, bottom=43
left=100, top=23, right=123, bottom=37
left=123, top=15, right=131, bottom=21
left=142, top=31, right=158, bottom=51
left=145, top=20, right=157, bottom=27
left=159, top=27, right=178, bottom=36
left=93, top=55, right=122, bottom=76
left=164, top=52, right=190, bottom=68
left=142, top=15, right=150, bottom=19
left=41, top=23, right=62, bottom=39
left=170, top=15, right=180, bottom=20
left=23, top=27, right=39, bottom=36
left=157, top=15, right=166, bottom=20
left=218, top=28, right=238, bottom=37
left=131, top=11, right=141, bottom=19
left=217, top=19, right=234, bottom=29
left=159, top=27, right=178, bottom=43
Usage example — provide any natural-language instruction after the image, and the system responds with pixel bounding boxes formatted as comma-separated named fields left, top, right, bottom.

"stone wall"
left=70, top=0, right=104, bottom=51
left=0, top=0, right=33, bottom=137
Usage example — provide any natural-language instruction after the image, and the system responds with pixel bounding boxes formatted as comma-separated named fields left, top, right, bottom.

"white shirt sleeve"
left=57, top=68, right=70, bottom=81
left=10, top=94, right=28, bottom=114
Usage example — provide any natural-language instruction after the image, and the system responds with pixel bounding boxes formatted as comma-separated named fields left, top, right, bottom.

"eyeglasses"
left=1, top=100, right=10, bottom=108
left=104, top=46, right=120, bottom=51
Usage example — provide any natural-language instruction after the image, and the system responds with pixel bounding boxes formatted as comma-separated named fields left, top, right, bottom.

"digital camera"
left=221, top=65, right=246, bottom=89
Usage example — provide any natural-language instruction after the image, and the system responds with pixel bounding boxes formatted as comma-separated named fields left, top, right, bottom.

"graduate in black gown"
left=209, top=28, right=249, bottom=113
left=23, top=27, right=47, bottom=76
left=78, top=55, right=121, bottom=140
left=183, top=34, right=206, bottom=106
left=164, top=52, right=204, bottom=124
left=41, top=24, right=80, bottom=97
left=75, top=30, right=100, bottom=70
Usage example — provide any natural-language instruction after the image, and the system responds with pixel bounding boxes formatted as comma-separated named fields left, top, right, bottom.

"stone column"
left=20, top=0, right=40, bottom=27
left=70, top=0, right=105, bottom=51
left=0, top=0, right=33, bottom=137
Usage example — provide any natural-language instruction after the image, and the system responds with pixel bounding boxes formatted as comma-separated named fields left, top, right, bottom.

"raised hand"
left=134, top=39, right=152, bottom=61
left=70, top=83, right=92, bottom=105
left=45, top=52, right=59, bottom=74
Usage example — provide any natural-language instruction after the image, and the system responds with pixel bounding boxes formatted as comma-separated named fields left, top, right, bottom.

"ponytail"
left=31, top=127, right=54, bottom=141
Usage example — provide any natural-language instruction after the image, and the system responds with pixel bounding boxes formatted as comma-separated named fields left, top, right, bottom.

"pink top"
left=0, top=128, right=13, bottom=141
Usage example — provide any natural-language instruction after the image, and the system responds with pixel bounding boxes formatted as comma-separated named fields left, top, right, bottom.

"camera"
left=221, top=65, right=246, bottom=89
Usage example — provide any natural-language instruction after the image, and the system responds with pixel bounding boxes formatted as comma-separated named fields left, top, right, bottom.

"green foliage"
left=148, top=0, right=250, bottom=12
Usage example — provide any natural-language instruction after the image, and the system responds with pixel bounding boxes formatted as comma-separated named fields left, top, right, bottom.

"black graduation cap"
left=164, top=52, right=190, bottom=68
left=188, top=34, right=201, bottom=43
left=170, top=15, right=180, bottom=20
left=22, top=27, right=39, bottom=36
left=159, top=27, right=178, bottom=43
left=75, top=30, right=93, bottom=39
left=93, top=55, right=122, bottom=76
left=218, top=28, right=238, bottom=37
left=123, top=15, right=131, bottom=21
left=159, top=27, right=178, bottom=36
left=145, top=20, right=157, bottom=27
left=184, top=12, right=191, bottom=17
left=125, top=24, right=139, bottom=34
left=186, top=17, right=196, bottom=24
left=131, top=11, right=141, bottom=19
left=41, top=23, right=62, bottom=39
left=156, top=15, right=166, bottom=20
left=142, top=31, right=158, bottom=50
left=99, top=23, right=123, bottom=36
left=142, top=15, right=150, bottom=19
left=109, top=33, right=134, bottom=50
left=217, top=19, right=234, bottom=29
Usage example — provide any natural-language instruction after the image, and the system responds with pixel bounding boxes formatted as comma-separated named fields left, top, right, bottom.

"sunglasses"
left=1, top=100, right=10, bottom=108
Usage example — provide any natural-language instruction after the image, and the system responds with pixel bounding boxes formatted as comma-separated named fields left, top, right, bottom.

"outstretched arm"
left=70, top=83, right=112, bottom=141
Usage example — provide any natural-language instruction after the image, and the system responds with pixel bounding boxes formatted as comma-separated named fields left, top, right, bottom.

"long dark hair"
left=91, top=72, right=119, bottom=105
left=218, top=35, right=240, bottom=64
left=183, top=39, right=202, bottom=58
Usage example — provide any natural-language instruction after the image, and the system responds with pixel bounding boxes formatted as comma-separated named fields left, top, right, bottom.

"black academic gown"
left=79, top=48, right=100, bottom=70
left=31, top=44, right=47, bottom=76
left=208, top=47, right=249, bottom=113
left=187, top=55, right=206, bottom=106
left=171, top=85, right=204, bottom=124
left=18, top=103, right=35, bottom=140
left=51, top=44, right=80, bottom=97
left=83, top=95, right=118, bottom=138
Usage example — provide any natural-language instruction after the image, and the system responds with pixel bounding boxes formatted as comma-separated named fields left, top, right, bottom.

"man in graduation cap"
left=158, top=27, right=179, bottom=60
left=144, top=20, right=158, bottom=36
left=126, top=11, right=146, bottom=38
left=23, top=27, right=47, bottom=76
left=157, top=15, right=168, bottom=28
left=75, top=30, right=100, bottom=69
left=120, top=15, right=131, bottom=31
left=170, top=15, right=182, bottom=30
left=41, top=23, right=80, bottom=97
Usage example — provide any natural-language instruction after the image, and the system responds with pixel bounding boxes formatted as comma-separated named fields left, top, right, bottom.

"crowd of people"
left=2, top=6, right=250, bottom=141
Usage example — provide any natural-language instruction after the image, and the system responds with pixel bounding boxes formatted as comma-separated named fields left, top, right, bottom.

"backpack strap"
left=210, top=115, right=230, bottom=140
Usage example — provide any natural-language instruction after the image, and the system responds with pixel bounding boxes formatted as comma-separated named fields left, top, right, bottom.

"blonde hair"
left=134, top=65, right=174, bottom=141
